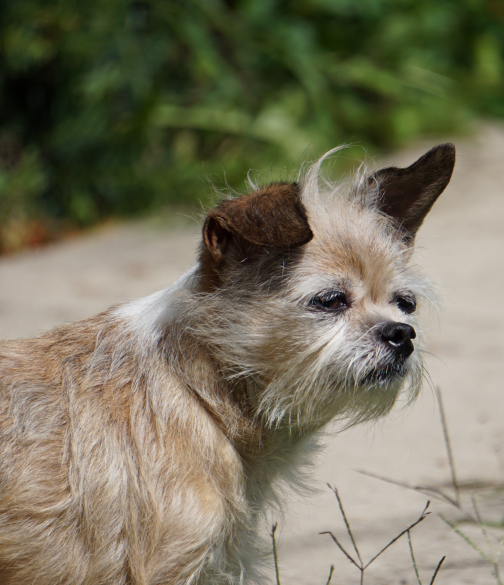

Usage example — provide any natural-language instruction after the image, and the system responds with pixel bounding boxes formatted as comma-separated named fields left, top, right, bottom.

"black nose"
left=380, top=322, right=416, bottom=357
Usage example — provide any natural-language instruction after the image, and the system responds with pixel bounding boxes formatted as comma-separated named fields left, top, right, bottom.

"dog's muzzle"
left=358, top=322, right=417, bottom=385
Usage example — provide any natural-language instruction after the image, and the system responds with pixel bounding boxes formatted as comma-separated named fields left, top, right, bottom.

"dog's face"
left=195, top=145, right=455, bottom=432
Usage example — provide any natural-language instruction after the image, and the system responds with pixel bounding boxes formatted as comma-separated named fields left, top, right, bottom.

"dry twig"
left=321, top=490, right=440, bottom=584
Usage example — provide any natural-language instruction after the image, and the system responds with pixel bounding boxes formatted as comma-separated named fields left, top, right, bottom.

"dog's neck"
left=116, top=267, right=319, bottom=461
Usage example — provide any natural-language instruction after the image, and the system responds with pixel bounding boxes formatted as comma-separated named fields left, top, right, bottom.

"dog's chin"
left=360, top=362, right=410, bottom=387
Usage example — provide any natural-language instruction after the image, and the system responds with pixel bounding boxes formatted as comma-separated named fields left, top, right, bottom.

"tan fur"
left=0, top=145, right=455, bottom=584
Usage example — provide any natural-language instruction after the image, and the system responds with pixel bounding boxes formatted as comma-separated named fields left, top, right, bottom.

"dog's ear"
left=372, top=143, right=455, bottom=243
left=203, top=182, right=313, bottom=260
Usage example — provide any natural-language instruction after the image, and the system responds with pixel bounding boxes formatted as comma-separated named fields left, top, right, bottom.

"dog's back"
left=0, top=311, right=250, bottom=585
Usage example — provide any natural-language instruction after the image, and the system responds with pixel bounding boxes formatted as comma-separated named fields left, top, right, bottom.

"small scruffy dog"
left=0, top=144, right=455, bottom=584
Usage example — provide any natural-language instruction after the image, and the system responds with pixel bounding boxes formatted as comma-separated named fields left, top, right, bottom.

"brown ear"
left=203, top=182, right=313, bottom=260
left=372, top=143, right=455, bottom=242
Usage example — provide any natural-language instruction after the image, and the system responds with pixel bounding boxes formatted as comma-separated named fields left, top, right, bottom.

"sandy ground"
left=1, top=123, right=504, bottom=584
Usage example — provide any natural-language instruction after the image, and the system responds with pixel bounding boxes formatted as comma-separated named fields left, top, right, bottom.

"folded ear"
left=203, top=182, right=313, bottom=260
left=372, top=143, right=455, bottom=243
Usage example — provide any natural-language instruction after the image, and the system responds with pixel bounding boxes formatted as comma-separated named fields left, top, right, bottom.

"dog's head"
left=194, top=144, right=455, bottom=431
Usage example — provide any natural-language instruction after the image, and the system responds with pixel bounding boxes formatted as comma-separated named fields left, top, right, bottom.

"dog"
left=0, top=143, right=455, bottom=584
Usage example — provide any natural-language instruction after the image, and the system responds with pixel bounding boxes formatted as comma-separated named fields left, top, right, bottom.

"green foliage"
left=0, top=0, right=503, bottom=247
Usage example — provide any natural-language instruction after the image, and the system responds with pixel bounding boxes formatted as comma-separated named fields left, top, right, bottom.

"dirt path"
left=1, top=123, right=503, bottom=584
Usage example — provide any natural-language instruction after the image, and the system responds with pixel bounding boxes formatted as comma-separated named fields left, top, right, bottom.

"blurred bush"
left=0, top=0, right=503, bottom=250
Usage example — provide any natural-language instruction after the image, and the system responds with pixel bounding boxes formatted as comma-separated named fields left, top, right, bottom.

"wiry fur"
left=0, top=144, right=455, bottom=584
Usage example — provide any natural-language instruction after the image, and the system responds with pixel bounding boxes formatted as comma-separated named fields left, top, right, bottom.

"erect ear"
left=203, top=182, right=313, bottom=260
left=372, top=143, right=455, bottom=243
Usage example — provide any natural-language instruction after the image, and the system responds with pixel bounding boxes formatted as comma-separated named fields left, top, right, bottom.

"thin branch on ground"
left=325, top=565, right=335, bottom=585
left=429, top=556, right=446, bottom=585
left=270, top=523, right=281, bottom=585
left=472, top=493, right=494, bottom=557
left=270, top=524, right=336, bottom=585
left=439, top=515, right=493, bottom=563
left=436, top=386, right=460, bottom=506
left=328, top=484, right=363, bottom=565
left=355, top=469, right=459, bottom=508
left=408, top=530, right=422, bottom=585
left=321, top=494, right=434, bottom=584
left=364, top=501, right=431, bottom=569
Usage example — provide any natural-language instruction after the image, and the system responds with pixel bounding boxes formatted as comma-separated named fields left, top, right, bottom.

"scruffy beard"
left=360, top=360, right=409, bottom=385
left=254, top=354, right=422, bottom=433
left=340, top=336, right=417, bottom=387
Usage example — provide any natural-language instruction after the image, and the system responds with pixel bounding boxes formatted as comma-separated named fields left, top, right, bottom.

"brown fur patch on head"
left=199, top=182, right=313, bottom=290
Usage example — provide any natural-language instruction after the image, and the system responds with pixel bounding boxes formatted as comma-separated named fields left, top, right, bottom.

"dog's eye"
left=394, top=294, right=417, bottom=314
left=309, top=292, right=348, bottom=312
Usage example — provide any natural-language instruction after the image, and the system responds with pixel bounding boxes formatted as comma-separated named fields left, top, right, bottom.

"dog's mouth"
left=361, top=361, right=409, bottom=385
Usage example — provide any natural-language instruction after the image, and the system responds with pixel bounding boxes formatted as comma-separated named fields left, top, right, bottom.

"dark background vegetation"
left=1, top=0, right=503, bottom=251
